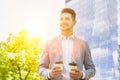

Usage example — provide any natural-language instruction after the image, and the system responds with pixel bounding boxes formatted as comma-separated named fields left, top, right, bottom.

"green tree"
left=0, top=29, right=44, bottom=80
left=0, top=42, right=10, bottom=80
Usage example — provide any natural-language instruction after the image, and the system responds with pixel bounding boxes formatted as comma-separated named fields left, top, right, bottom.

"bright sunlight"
left=0, top=1, right=65, bottom=80
left=0, top=0, right=65, bottom=42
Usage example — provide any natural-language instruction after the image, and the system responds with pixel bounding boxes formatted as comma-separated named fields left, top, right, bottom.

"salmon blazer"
left=38, top=36, right=96, bottom=80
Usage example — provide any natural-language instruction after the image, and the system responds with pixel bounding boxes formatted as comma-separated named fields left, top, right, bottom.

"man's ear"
left=74, top=20, right=76, bottom=25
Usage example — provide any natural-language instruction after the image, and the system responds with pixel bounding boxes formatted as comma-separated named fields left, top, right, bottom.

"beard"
left=60, top=23, right=69, bottom=30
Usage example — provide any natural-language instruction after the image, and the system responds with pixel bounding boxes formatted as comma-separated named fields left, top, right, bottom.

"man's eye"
left=65, top=18, right=70, bottom=20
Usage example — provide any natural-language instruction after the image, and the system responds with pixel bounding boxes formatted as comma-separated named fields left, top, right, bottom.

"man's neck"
left=61, top=31, right=73, bottom=38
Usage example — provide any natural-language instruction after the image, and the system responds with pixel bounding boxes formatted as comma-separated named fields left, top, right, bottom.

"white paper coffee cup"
left=69, top=62, right=77, bottom=72
left=54, top=61, right=63, bottom=70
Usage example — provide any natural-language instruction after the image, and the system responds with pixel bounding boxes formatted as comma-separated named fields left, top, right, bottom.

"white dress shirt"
left=61, top=35, right=85, bottom=80
left=61, top=35, right=74, bottom=80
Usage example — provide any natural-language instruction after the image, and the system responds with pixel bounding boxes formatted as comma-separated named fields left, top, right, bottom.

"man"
left=38, top=8, right=96, bottom=80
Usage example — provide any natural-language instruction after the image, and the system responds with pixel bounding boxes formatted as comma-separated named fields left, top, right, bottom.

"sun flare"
left=23, top=0, right=65, bottom=42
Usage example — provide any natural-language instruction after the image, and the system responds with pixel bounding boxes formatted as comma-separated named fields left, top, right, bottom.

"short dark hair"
left=60, top=8, right=76, bottom=20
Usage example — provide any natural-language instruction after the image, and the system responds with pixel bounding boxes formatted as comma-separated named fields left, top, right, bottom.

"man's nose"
left=61, top=19, right=66, bottom=23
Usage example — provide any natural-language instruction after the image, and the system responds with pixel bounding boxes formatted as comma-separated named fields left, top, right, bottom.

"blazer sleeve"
left=38, top=42, right=50, bottom=79
left=83, top=42, right=96, bottom=79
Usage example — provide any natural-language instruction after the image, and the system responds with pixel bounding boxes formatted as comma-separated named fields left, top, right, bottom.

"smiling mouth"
left=61, top=26, right=67, bottom=28
left=61, top=24, right=68, bottom=27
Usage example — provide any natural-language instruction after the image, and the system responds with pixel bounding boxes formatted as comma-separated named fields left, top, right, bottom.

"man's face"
left=60, top=13, right=76, bottom=31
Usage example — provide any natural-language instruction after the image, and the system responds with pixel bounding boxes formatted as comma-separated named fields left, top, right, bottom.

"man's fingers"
left=70, top=74, right=79, bottom=79
left=50, top=67, right=62, bottom=78
left=52, top=70, right=62, bottom=74
left=70, top=72, right=79, bottom=75
left=69, top=69, right=83, bottom=79
left=70, top=69, right=80, bottom=74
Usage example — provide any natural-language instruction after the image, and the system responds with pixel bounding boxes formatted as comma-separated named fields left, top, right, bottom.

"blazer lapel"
left=57, top=36, right=63, bottom=61
left=71, top=37, right=78, bottom=61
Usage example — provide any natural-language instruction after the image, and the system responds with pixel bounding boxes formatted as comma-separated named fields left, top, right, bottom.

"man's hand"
left=69, top=69, right=83, bottom=79
left=49, top=66, right=62, bottom=78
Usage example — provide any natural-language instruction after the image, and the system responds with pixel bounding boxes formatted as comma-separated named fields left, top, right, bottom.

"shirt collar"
left=60, top=34, right=75, bottom=40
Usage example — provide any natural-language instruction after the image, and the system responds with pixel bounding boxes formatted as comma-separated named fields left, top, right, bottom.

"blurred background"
left=0, top=0, right=65, bottom=80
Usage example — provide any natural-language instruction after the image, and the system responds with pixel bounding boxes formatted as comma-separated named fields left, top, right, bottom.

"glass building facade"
left=65, top=0, right=118, bottom=80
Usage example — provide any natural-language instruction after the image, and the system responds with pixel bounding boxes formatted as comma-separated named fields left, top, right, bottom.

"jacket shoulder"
left=75, top=36, right=86, bottom=44
left=45, top=36, right=60, bottom=45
